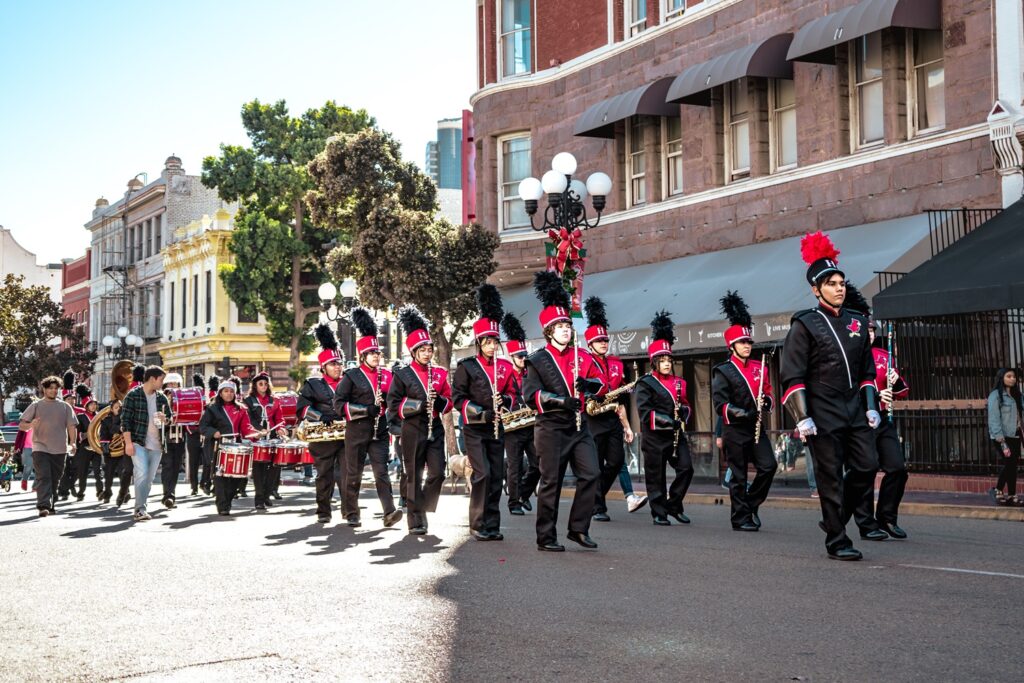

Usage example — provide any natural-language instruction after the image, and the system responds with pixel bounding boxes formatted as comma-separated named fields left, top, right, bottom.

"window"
left=153, top=214, right=162, bottom=252
left=626, top=117, right=646, bottom=206
left=662, top=116, right=683, bottom=197
left=852, top=33, right=884, bottom=148
left=144, top=219, right=152, bottom=258
left=725, top=79, right=751, bottom=181
left=126, top=227, right=134, bottom=263
left=665, top=0, right=686, bottom=20
left=205, top=270, right=212, bottom=324
left=770, top=79, right=798, bottom=171
left=909, top=29, right=944, bottom=135
left=152, top=286, right=161, bottom=338
left=193, top=274, right=199, bottom=327
left=627, top=0, right=648, bottom=37
left=135, top=224, right=143, bottom=263
left=500, top=0, right=531, bottom=78
left=168, top=281, right=174, bottom=332
left=237, top=305, right=258, bottom=324
left=498, top=134, right=532, bottom=231
left=180, top=277, right=186, bottom=330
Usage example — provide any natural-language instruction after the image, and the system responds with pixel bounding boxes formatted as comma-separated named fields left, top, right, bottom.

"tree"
left=0, top=274, right=96, bottom=402
left=201, top=99, right=375, bottom=373
left=306, top=128, right=500, bottom=372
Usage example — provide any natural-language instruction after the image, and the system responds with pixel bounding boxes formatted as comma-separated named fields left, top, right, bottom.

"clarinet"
left=754, top=348, right=775, bottom=443
left=426, top=361, right=435, bottom=441
left=886, top=321, right=895, bottom=423
left=573, top=329, right=581, bottom=432
left=373, top=365, right=384, bottom=440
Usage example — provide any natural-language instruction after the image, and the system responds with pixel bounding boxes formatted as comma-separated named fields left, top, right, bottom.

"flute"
left=573, top=329, right=581, bottom=432
left=886, top=321, right=895, bottom=423
left=426, top=361, right=435, bottom=441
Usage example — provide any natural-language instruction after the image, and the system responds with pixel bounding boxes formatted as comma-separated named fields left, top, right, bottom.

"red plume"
left=800, top=231, right=840, bottom=266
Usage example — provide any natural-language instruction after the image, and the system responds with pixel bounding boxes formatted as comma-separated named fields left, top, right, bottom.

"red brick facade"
left=473, top=0, right=1001, bottom=286
left=61, top=250, right=91, bottom=350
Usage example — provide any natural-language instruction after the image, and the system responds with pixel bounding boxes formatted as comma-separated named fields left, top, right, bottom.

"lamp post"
left=101, top=325, right=143, bottom=360
left=318, top=278, right=360, bottom=362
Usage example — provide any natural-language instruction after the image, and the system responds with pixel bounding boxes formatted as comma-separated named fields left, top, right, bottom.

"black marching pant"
left=534, top=421, right=600, bottom=545
left=806, top=425, right=879, bottom=552
left=722, top=426, right=777, bottom=527
left=57, top=453, right=76, bottom=497
left=75, top=447, right=103, bottom=497
left=402, top=426, right=446, bottom=530
left=344, top=435, right=396, bottom=520
left=33, top=452, right=65, bottom=511
left=505, top=427, right=539, bottom=508
left=463, top=425, right=504, bottom=533
left=591, top=415, right=626, bottom=515
left=310, top=440, right=346, bottom=518
left=252, top=460, right=275, bottom=506
left=854, top=420, right=908, bottom=527
left=995, top=436, right=1021, bottom=497
left=103, top=456, right=132, bottom=501
left=641, top=431, right=693, bottom=519
left=161, top=440, right=186, bottom=502
left=214, top=475, right=245, bottom=513
left=186, top=432, right=210, bottom=492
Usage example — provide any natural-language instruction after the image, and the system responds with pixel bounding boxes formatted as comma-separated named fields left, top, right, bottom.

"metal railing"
left=925, top=207, right=1002, bottom=257
left=875, top=270, right=907, bottom=292
left=895, top=409, right=996, bottom=475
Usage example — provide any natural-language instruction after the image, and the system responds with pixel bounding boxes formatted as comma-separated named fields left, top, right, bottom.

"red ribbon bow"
left=548, top=228, right=583, bottom=274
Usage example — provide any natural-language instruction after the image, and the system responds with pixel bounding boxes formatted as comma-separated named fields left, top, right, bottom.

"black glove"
left=322, top=418, right=334, bottom=427
left=672, top=419, right=683, bottom=431
left=433, top=396, right=447, bottom=412
left=501, top=395, right=513, bottom=410
left=565, top=397, right=582, bottom=412
left=102, top=444, right=110, bottom=458
left=482, top=410, right=495, bottom=423
left=725, top=405, right=750, bottom=421
left=367, top=404, right=381, bottom=418
left=575, top=377, right=589, bottom=393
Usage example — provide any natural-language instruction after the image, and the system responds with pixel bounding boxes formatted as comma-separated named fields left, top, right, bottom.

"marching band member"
left=712, top=292, right=777, bottom=532
left=522, top=271, right=604, bottom=552
left=387, top=305, right=452, bottom=535
left=452, top=285, right=516, bottom=541
left=583, top=297, right=638, bottom=522
left=243, top=371, right=288, bottom=512
left=72, top=384, right=103, bottom=501
left=335, top=307, right=402, bottom=529
left=160, top=372, right=187, bottom=509
left=844, top=283, right=911, bottom=540
left=501, top=312, right=540, bottom=516
left=188, top=374, right=209, bottom=496
left=199, top=379, right=259, bottom=516
left=780, top=232, right=883, bottom=560
left=635, top=311, right=694, bottom=526
left=98, top=399, right=130, bottom=507
left=297, top=324, right=348, bottom=524
left=206, top=375, right=220, bottom=402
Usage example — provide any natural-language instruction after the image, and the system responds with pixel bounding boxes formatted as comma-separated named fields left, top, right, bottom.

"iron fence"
left=925, top=207, right=1002, bottom=258
left=895, top=409, right=996, bottom=475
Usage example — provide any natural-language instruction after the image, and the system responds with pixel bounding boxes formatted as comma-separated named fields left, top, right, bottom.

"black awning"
left=573, top=77, right=678, bottom=139
left=787, top=0, right=941, bottom=64
left=873, top=201, right=1024, bottom=319
left=666, top=34, right=794, bottom=106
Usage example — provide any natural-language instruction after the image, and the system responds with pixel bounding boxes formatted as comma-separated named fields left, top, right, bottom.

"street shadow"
left=62, top=517, right=136, bottom=538
left=0, top=514, right=44, bottom=526
left=368, top=533, right=446, bottom=565
left=263, top=521, right=390, bottom=556
left=163, top=508, right=254, bottom=530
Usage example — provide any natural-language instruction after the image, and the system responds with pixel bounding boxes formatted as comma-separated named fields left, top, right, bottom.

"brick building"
left=60, top=250, right=91, bottom=351
left=471, top=0, right=1024, bottom=472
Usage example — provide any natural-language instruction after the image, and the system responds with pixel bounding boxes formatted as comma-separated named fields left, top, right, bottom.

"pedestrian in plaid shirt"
left=120, top=366, right=172, bottom=521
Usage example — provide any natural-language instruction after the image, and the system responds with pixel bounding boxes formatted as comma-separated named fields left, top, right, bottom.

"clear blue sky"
left=0, top=0, right=476, bottom=264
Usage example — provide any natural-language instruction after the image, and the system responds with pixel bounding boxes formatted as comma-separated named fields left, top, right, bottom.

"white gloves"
left=887, top=369, right=899, bottom=385
left=796, top=417, right=818, bottom=437
left=879, top=388, right=894, bottom=405
left=867, top=410, right=881, bottom=429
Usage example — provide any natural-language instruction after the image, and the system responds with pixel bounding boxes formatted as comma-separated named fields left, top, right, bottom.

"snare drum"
left=252, top=439, right=278, bottom=463
left=300, top=445, right=314, bottom=465
left=169, top=388, right=205, bottom=426
left=275, top=392, right=299, bottom=427
left=217, top=442, right=253, bottom=478
left=273, top=441, right=305, bottom=467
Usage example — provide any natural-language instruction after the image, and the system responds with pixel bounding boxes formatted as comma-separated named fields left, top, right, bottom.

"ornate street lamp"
left=318, top=278, right=360, bottom=362
left=102, top=325, right=143, bottom=360
left=517, top=152, right=612, bottom=233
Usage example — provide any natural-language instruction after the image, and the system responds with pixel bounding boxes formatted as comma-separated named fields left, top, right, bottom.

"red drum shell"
left=300, top=446, right=314, bottom=465
left=251, top=440, right=277, bottom=463
left=218, top=443, right=253, bottom=478
left=273, top=442, right=305, bottom=466
left=170, top=388, right=205, bottom=426
left=275, top=392, right=299, bottom=427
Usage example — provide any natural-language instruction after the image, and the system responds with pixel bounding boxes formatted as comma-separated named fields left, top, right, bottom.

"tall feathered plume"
left=193, top=374, right=205, bottom=390
left=208, top=375, right=220, bottom=391
left=131, top=364, right=145, bottom=383
left=533, top=271, right=570, bottom=310
left=800, top=231, right=840, bottom=265
left=398, top=305, right=429, bottom=335
left=63, top=370, right=75, bottom=392
left=719, top=290, right=752, bottom=328
left=584, top=296, right=608, bottom=329
left=350, top=306, right=378, bottom=338
left=843, top=281, right=871, bottom=316
left=651, top=310, right=675, bottom=344
left=501, top=312, right=526, bottom=344
left=314, top=323, right=339, bottom=351
left=476, top=284, right=504, bottom=322
left=75, top=383, right=91, bottom=401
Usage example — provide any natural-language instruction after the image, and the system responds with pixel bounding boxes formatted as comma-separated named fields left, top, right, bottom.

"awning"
left=500, top=213, right=932, bottom=356
left=873, top=201, right=1024, bottom=319
left=666, top=34, right=794, bottom=106
left=574, top=77, right=678, bottom=139
left=787, top=0, right=941, bottom=64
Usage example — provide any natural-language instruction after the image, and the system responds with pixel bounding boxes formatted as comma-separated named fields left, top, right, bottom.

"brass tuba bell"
left=86, top=359, right=134, bottom=456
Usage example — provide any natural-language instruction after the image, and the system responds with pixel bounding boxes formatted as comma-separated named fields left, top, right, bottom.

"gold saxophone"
left=586, top=378, right=638, bottom=416
left=501, top=407, right=537, bottom=432
left=295, top=420, right=346, bottom=442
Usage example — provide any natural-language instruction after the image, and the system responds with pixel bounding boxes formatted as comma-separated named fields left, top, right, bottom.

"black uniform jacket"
left=636, top=373, right=691, bottom=432
left=522, top=346, right=603, bottom=430
left=711, top=357, right=774, bottom=429
left=386, top=364, right=452, bottom=436
left=334, top=366, right=391, bottom=440
left=452, top=356, right=515, bottom=427
left=297, top=377, right=343, bottom=424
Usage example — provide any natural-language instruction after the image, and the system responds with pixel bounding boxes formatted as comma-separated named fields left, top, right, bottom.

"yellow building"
left=159, top=209, right=296, bottom=389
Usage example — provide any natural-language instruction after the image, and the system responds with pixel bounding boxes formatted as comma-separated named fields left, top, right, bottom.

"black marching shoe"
left=521, top=498, right=533, bottom=512
left=653, top=516, right=671, bottom=526
left=489, top=531, right=504, bottom=541
left=472, top=530, right=496, bottom=541
left=566, top=531, right=598, bottom=549
left=162, top=498, right=175, bottom=510
left=218, top=510, right=231, bottom=517
left=264, top=498, right=274, bottom=508
left=860, top=529, right=889, bottom=541
left=317, top=515, right=331, bottom=524
left=537, top=541, right=565, bottom=552
left=592, top=512, right=611, bottom=522
left=751, top=511, right=762, bottom=528
left=272, top=491, right=282, bottom=500
left=383, top=509, right=403, bottom=527
left=346, top=516, right=362, bottom=528
left=668, top=512, right=690, bottom=524
left=733, top=522, right=759, bottom=532
left=828, top=547, right=863, bottom=561
left=38, top=508, right=49, bottom=518
left=879, top=522, right=907, bottom=539
left=76, top=493, right=85, bottom=502
left=190, top=488, right=198, bottom=496
left=509, top=506, right=525, bottom=516
left=409, top=526, right=427, bottom=536
left=255, top=502, right=267, bottom=511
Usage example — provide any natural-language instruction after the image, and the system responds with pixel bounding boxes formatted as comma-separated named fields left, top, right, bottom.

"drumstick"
left=267, top=421, right=285, bottom=433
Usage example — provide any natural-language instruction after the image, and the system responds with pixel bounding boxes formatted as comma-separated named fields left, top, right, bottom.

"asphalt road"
left=1, top=481, right=1022, bottom=682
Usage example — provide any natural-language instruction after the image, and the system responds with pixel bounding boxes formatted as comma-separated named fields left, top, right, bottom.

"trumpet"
left=501, top=407, right=537, bottom=432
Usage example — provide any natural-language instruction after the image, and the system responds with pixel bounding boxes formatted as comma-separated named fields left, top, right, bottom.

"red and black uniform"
left=853, top=345, right=910, bottom=529
left=504, top=363, right=539, bottom=511
left=386, top=361, right=452, bottom=531
left=589, top=353, right=628, bottom=516
left=98, top=410, right=131, bottom=505
left=244, top=393, right=285, bottom=509
left=73, top=407, right=103, bottom=500
left=161, top=411, right=188, bottom=507
left=57, top=404, right=84, bottom=499
left=635, top=371, right=693, bottom=520
left=199, top=400, right=257, bottom=514
left=522, top=343, right=604, bottom=546
left=712, top=356, right=777, bottom=528
left=452, top=354, right=516, bottom=535
left=297, top=375, right=348, bottom=520
left=335, top=364, right=396, bottom=523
